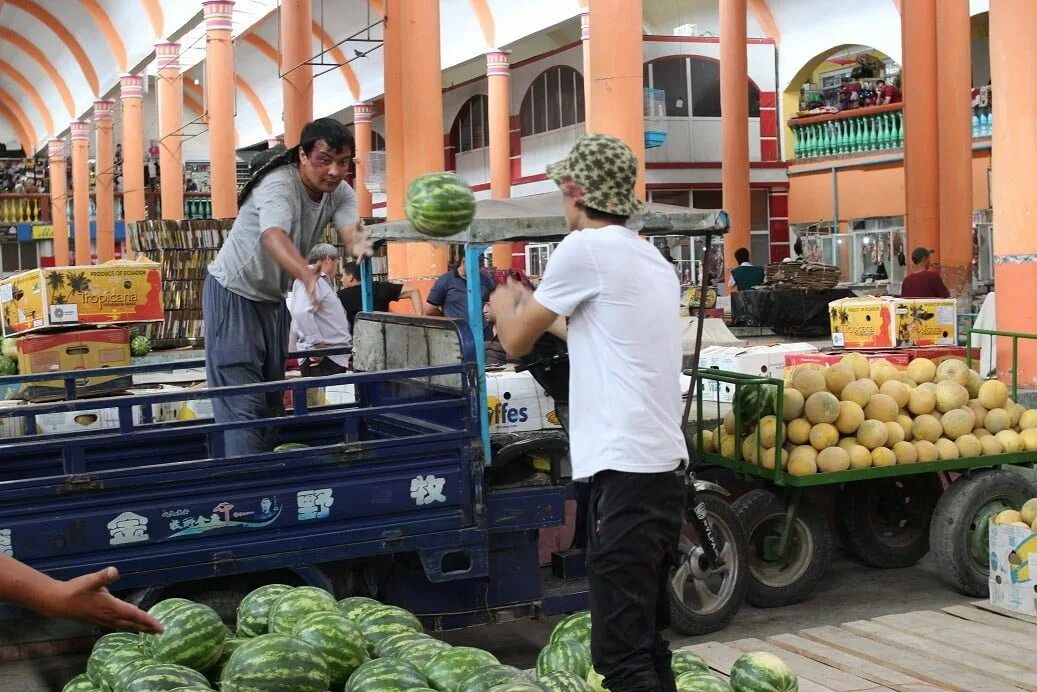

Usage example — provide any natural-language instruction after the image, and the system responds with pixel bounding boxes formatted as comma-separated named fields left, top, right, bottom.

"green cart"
left=690, top=328, right=1037, bottom=608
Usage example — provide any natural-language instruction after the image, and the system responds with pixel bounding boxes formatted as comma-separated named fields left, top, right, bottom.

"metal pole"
left=360, top=257, right=373, bottom=312
left=465, top=244, right=492, bottom=465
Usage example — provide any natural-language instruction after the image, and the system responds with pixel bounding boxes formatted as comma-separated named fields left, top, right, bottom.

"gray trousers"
left=203, top=274, right=289, bottom=457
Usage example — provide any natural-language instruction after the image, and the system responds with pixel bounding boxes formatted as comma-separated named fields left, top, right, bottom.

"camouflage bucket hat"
left=547, top=133, right=645, bottom=217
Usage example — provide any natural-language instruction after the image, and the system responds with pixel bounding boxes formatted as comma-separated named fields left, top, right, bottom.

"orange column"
left=70, top=120, right=92, bottom=266
left=383, top=0, right=407, bottom=278
left=720, top=0, right=751, bottom=271
left=901, top=0, right=941, bottom=256
left=936, top=0, right=973, bottom=302
left=580, top=12, right=591, bottom=114
left=47, top=138, right=69, bottom=266
left=353, top=103, right=374, bottom=218
left=280, top=0, right=313, bottom=148
left=585, top=0, right=645, bottom=197
left=487, top=49, right=512, bottom=269
left=399, top=0, right=448, bottom=281
left=156, top=42, right=184, bottom=220
left=204, top=0, right=237, bottom=219
left=94, top=99, right=116, bottom=263
left=119, top=74, right=146, bottom=231
left=991, top=0, right=1037, bottom=383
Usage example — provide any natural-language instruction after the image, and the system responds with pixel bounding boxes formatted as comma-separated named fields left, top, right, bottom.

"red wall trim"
left=646, top=161, right=788, bottom=170
left=513, top=172, right=549, bottom=185
left=643, top=35, right=774, bottom=45
left=645, top=182, right=787, bottom=190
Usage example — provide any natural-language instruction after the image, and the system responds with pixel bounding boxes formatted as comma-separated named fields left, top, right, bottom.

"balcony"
left=0, top=192, right=213, bottom=226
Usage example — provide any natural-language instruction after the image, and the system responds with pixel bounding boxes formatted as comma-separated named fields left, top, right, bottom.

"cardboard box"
left=16, top=328, right=131, bottom=401
left=828, top=297, right=957, bottom=349
left=902, top=346, right=980, bottom=365
left=0, top=400, right=26, bottom=438
left=892, top=299, right=957, bottom=348
left=0, top=261, right=163, bottom=336
left=828, top=297, right=894, bottom=349
left=989, top=521, right=1037, bottom=617
left=784, top=351, right=910, bottom=384
left=486, top=370, right=563, bottom=433
left=697, top=343, right=818, bottom=403
left=34, top=406, right=144, bottom=435
left=152, top=384, right=214, bottom=422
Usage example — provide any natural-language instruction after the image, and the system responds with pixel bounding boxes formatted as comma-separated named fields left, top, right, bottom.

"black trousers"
left=587, top=468, right=685, bottom=692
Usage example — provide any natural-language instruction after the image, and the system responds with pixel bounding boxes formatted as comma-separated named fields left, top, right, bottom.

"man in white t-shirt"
left=489, top=134, right=687, bottom=692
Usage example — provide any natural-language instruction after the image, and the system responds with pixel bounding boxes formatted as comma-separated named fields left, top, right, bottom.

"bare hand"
left=489, top=280, right=529, bottom=317
left=304, top=270, right=321, bottom=311
left=48, top=567, right=163, bottom=634
left=350, top=220, right=374, bottom=259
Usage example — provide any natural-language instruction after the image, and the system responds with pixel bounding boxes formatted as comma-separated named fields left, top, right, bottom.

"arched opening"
left=517, top=66, right=585, bottom=178
left=449, top=94, right=491, bottom=184
left=371, top=130, right=386, bottom=152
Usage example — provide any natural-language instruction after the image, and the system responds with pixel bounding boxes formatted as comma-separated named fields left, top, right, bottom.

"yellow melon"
left=783, top=388, right=806, bottom=421
left=935, top=438, right=960, bottom=461
left=907, top=357, right=937, bottom=384
left=897, top=373, right=919, bottom=387
left=907, top=386, right=937, bottom=416
left=761, top=447, right=789, bottom=470
left=1032, top=517, right=1037, bottom=532
left=980, top=434, right=1004, bottom=456
left=789, top=444, right=818, bottom=465
left=912, top=414, right=943, bottom=443
left=835, top=401, right=865, bottom=435
left=872, top=365, right=899, bottom=388
left=840, top=380, right=874, bottom=407
left=914, top=440, right=939, bottom=463
left=897, top=413, right=915, bottom=441
left=965, top=370, right=983, bottom=399
left=808, top=423, right=840, bottom=451
left=967, top=400, right=988, bottom=429
left=697, top=429, right=714, bottom=453
left=723, top=410, right=737, bottom=434
left=869, top=359, right=892, bottom=380
left=1019, top=409, right=1037, bottom=431
left=805, top=391, right=841, bottom=425
left=884, top=421, right=905, bottom=447
left=1021, top=498, right=1037, bottom=525
left=936, top=358, right=969, bottom=383
left=838, top=437, right=859, bottom=451
left=1021, top=428, right=1037, bottom=452
left=995, top=509, right=1022, bottom=525
left=742, top=434, right=760, bottom=463
left=848, top=444, right=872, bottom=469
left=880, top=380, right=911, bottom=409
left=825, top=364, right=856, bottom=398
left=856, top=419, right=890, bottom=450
left=956, top=434, right=982, bottom=458
left=941, top=407, right=977, bottom=441
left=758, top=415, right=781, bottom=448
left=1009, top=401, right=1024, bottom=429
left=817, top=446, right=851, bottom=473
left=978, top=379, right=1010, bottom=410
left=841, top=352, right=871, bottom=380
left=720, top=434, right=737, bottom=458
left=865, top=393, right=900, bottom=422
left=974, top=427, right=992, bottom=438
left=871, top=447, right=896, bottom=467
left=995, top=429, right=1023, bottom=454
left=792, top=367, right=828, bottom=399
left=1011, top=522, right=1032, bottom=529
left=935, top=381, right=969, bottom=413
left=788, top=455, right=818, bottom=476
left=787, top=418, right=812, bottom=445
left=892, top=440, right=918, bottom=464
left=985, top=408, right=1012, bottom=434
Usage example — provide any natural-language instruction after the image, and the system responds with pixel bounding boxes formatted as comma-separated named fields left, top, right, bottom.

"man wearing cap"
left=489, top=134, right=686, bottom=692
left=900, top=247, right=950, bottom=298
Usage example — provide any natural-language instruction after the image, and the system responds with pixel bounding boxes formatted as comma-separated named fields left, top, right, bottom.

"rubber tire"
left=930, top=468, right=1037, bottom=597
left=668, top=490, right=749, bottom=636
left=734, top=488, right=832, bottom=608
left=840, top=474, right=944, bottom=568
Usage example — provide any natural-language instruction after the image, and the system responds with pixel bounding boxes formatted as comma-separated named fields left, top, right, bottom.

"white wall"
left=520, top=124, right=585, bottom=178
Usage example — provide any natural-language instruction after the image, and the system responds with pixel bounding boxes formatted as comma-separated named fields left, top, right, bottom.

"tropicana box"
left=828, top=296, right=957, bottom=350
left=0, top=260, right=163, bottom=337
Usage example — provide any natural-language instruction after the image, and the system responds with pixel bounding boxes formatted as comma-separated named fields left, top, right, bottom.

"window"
left=644, top=57, right=760, bottom=118
left=451, top=95, right=490, bottom=153
left=648, top=189, right=691, bottom=207
left=371, top=131, right=386, bottom=152
left=520, top=67, right=585, bottom=137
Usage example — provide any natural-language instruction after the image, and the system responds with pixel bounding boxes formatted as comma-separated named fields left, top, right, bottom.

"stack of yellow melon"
left=700, top=354, right=1037, bottom=476
left=994, top=498, right=1037, bottom=532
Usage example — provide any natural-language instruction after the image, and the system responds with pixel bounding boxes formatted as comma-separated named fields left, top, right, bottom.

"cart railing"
left=966, top=328, right=1037, bottom=399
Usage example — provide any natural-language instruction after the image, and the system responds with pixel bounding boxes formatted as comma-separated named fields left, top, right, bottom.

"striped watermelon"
left=404, top=689, right=439, bottom=692
left=85, top=632, right=143, bottom=687
left=548, top=612, right=591, bottom=648
left=487, top=684, right=544, bottom=692
left=423, top=646, right=500, bottom=692
left=458, top=664, right=528, bottom=692
left=142, top=599, right=228, bottom=672
left=267, top=586, right=338, bottom=634
left=397, top=638, right=453, bottom=671
left=338, top=596, right=383, bottom=621
left=101, top=645, right=154, bottom=691
left=292, top=610, right=369, bottom=688
left=205, top=637, right=247, bottom=685
left=166, top=688, right=215, bottom=692
left=675, top=671, right=732, bottom=692
left=672, top=651, right=710, bottom=677
left=61, top=673, right=99, bottom=692
left=221, top=633, right=329, bottom=692
left=403, top=172, right=477, bottom=238
left=373, top=631, right=433, bottom=659
left=586, top=669, right=607, bottom=692
left=236, top=584, right=293, bottom=637
left=357, top=605, right=423, bottom=653
left=728, top=652, right=797, bottom=692
left=536, top=641, right=591, bottom=679
left=346, top=657, right=426, bottom=692
left=120, top=663, right=211, bottom=691
left=538, top=670, right=590, bottom=692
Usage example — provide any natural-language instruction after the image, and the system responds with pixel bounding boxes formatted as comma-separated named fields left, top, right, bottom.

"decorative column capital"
left=47, top=138, right=66, bottom=160
left=93, top=100, right=116, bottom=122
left=353, top=103, right=374, bottom=124
left=119, top=73, right=145, bottom=100
left=486, top=50, right=510, bottom=77
left=155, top=42, right=181, bottom=71
left=70, top=121, right=91, bottom=142
left=580, top=12, right=590, bottom=41
left=203, top=0, right=235, bottom=32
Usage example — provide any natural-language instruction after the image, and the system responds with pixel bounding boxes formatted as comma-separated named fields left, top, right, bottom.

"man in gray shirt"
left=204, top=118, right=371, bottom=456
left=287, top=243, right=352, bottom=375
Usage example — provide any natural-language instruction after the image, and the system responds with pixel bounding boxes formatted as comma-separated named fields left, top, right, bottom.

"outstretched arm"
left=399, top=285, right=423, bottom=316
left=490, top=283, right=561, bottom=357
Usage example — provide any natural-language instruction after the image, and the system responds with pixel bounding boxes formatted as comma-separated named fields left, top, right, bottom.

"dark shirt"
left=427, top=269, right=493, bottom=324
left=900, top=269, right=950, bottom=299
left=338, top=282, right=404, bottom=328
left=731, top=265, right=765, bottom=291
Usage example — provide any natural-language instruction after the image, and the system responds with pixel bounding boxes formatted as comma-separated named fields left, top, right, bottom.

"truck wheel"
left=930, top=468, right=1037, bottom=597
left=734, top=488, right=831, bottom=608
left=668, top=490, right=748, bottom=636
left=840, top=474, right=943, bottom=568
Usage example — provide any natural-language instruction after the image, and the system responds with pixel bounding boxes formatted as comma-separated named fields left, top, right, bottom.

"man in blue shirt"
left=424, top=256, right=494, bottom=332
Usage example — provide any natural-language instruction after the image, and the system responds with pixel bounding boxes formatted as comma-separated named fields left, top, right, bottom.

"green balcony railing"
left=791, top=103, right=904, bottom=159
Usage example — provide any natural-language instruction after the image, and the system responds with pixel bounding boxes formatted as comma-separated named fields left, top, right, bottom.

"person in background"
left=899, top=247, right=950, bottom=298
left=876, top=77, right=902, bottom=105
left=0, top=555, right=162, bottom=633
left=185, top=177, right=198, bottom=193
left=337, top=261, right=422, bottom=329
left=425, top=255, right=494, bottom=332
left=286, top=243, right=353, bottom=376
left=728, top=247, right=763, bottom=291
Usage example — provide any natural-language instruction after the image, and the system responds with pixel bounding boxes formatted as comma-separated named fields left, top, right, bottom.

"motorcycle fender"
left=692, top=479, right=729, bottom=497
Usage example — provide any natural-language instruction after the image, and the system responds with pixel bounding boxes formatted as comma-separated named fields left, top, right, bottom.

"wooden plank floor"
left=678, top=601, right=1037, bottom=692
